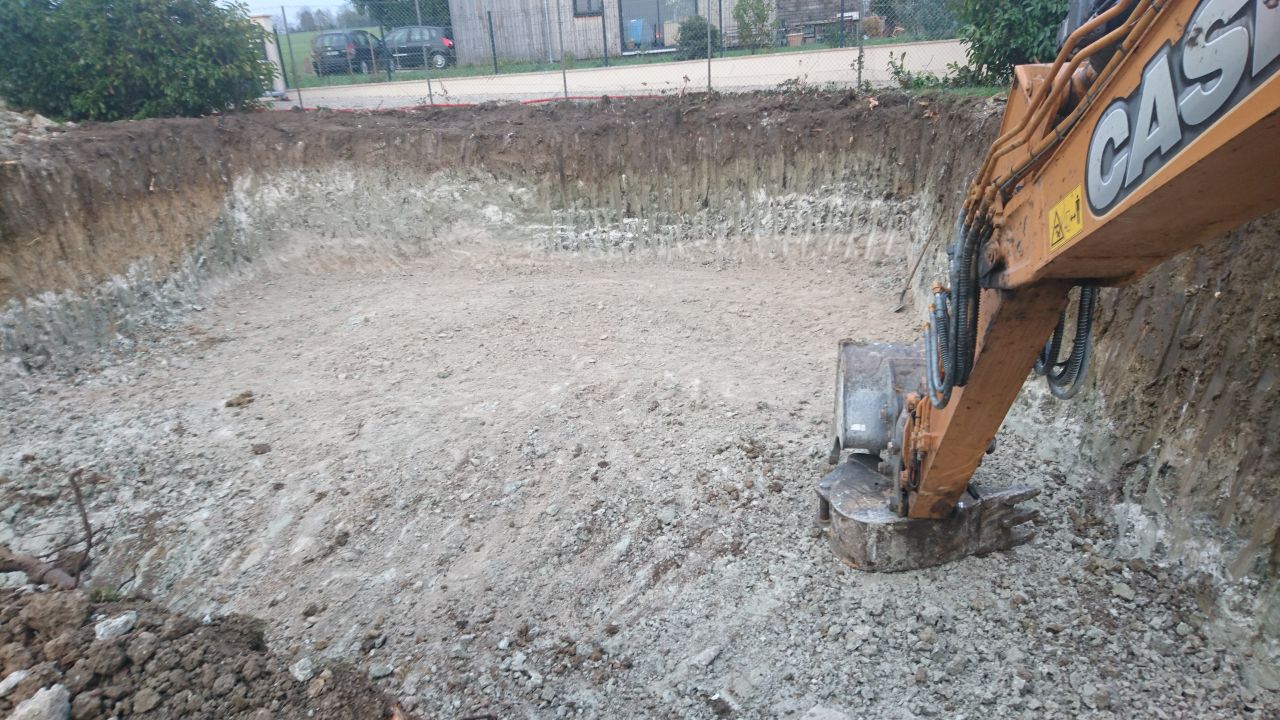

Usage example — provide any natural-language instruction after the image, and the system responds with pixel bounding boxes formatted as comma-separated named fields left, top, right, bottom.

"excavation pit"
left=1, top=95, right=1277, bottom=717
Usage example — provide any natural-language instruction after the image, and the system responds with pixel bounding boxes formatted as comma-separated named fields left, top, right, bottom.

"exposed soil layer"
left=0, top=92, right=989, bottom=305
left=0, top=590, right=400, bottom=719
left=0, top=93, right=1278, bottom=715
left=1089, top=214, right=1280, bottom=574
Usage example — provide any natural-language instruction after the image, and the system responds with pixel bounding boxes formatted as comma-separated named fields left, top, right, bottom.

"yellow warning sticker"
left=1049, top=185, right=1084, bottom=251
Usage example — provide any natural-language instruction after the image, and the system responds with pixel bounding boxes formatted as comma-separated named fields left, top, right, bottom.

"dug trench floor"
left=1, top=238, right=1273, bottom=719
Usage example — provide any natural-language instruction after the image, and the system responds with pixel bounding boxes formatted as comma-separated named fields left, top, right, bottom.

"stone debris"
left=0, top=593, right=395, bottom=719
left=1112, top=582, right=1137, bottom=601
left=0, top=670, right=30, bottom=697
left=0, top=109, right=67, bottom=147
left=225, top=390, right=255, bottom=407
left=92, top=612, right=135, bottom=640
left=290, top=657, right=316, bottom=682
left=8, top=684, right=69, bottom=720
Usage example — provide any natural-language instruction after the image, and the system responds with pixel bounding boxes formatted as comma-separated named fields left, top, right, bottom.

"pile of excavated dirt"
left=0, top=590, right=401, bottom=719
left=0, top=108, right=69, bottom=148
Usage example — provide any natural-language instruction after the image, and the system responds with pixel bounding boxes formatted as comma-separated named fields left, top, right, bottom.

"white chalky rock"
left=93, top=611, right=137, bottom=640
left=0, top=669, right=30, bottom=697
left=9, top=684, right=71, bottom=720
left=290, top=657, right=316, bottom=682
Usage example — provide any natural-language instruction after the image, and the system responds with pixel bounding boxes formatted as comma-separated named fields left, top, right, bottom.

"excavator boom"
left=818, top=0, right=1280, bottom=570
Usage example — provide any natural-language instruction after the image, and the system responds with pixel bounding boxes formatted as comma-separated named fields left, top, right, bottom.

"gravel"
left=0, top=225, right=1275, bottom=718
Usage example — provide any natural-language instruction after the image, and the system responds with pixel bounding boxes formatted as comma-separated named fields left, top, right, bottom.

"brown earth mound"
left=0, top=590, right=404, bottom=719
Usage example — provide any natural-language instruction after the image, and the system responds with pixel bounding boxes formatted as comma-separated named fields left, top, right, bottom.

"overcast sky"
left=247, top=1, right=351, bottom=17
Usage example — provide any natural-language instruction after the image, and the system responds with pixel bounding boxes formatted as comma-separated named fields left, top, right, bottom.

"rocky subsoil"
left=0, top=107, right=71, bottom=147
left=1, top=238, right=1274, bottom=719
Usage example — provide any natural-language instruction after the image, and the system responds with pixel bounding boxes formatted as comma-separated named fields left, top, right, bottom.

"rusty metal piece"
left=816, top=456, right=1039, bottom=572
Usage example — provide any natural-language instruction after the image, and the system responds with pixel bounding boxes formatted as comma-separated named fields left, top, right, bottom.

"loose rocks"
left=0, top=591, right=402, bottom=719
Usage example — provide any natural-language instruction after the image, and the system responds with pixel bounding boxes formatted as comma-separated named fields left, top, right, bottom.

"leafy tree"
left=352, top=0, right=450, bottom=31
left=313, top=8, right=334, bottom=29
left=732, top=0, right=772, bottom=53
left=335, top=4, right=375, bottom=28
left=297, top=7, right=317, bottom=31
left=0, top=0, right=274, bottom=121
left=676, top=15, right=720, bottom=60
left=954, top=0, right=1068, bottom=82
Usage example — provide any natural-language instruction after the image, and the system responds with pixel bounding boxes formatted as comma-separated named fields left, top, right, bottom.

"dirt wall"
left=0, top=95, right=992, bottom=304
left=0, top=94, right=996, bottom=369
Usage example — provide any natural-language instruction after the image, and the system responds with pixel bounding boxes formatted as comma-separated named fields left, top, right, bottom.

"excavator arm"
left=817, top=0, right=1280, bottom=570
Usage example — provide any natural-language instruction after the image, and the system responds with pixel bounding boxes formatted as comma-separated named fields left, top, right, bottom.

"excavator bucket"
left=816, top=340, right=1040, bottom=572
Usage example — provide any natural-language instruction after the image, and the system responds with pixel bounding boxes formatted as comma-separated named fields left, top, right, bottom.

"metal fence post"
left=423, top=42, right=435, bottom=104
left=488, top=11, right=499, bottom=74
left=556, top=0, right=569, bottom=98
left=279, top=6, right=303, bottom=108
left=706, top=7, right=712, bottom=91
left=857, top=0, right=866, bottom=88
left=717, top=0, right=724, bottom=57
left=543, top=0, right=554, bottom=63
left=600, top=11, right=609, bottom=67
left=272, top=23, right=292, bottom=94
left=839, top=0, right=846, bottom=47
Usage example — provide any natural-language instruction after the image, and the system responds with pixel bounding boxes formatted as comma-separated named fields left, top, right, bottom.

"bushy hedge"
left=676, top=15, right=720, bottom=60
left=0, top=0, right=274, bottom=121
left=954, top=0, right=1068, bottom=83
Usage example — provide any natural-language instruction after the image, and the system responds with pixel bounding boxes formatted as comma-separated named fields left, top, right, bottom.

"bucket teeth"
left=816, top=458, right=1039, bottom=572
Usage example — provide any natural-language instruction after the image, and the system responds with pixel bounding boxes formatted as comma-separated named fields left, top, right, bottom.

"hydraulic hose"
left=1039, top=284, right=1098, bottom=399
left=925, top=214, right=987, bottom=408
left=925, top=288, right=952, bottom=408
left=927, top=222, right=1099, bottom=406
left=1034, top=315, right=1066, bottom=376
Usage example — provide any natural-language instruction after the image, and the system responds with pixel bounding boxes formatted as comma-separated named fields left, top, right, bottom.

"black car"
left=310, top=30, right=390, bottom=75
left=384, top=26, right=456, bottom=70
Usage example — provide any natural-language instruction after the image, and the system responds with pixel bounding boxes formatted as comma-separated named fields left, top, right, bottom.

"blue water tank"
left=627, top=18, right=647, bottom=46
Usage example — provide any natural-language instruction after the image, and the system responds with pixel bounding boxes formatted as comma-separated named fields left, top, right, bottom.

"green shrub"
left=0, top=0, right=275, bottom=121
left=954, top=0, right=1068, bottom=83
left=676, top=15, right=720, bottom=60
left=732, top=0, right=772, bottom=53
left=868, top=0, right=959, bottom=40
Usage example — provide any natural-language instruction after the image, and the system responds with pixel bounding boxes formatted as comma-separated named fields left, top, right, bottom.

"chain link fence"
left=257, top=0, right=967, bottom=107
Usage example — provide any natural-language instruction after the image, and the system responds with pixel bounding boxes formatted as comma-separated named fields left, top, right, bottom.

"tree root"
left=0, top=468, right=96, bottom=590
